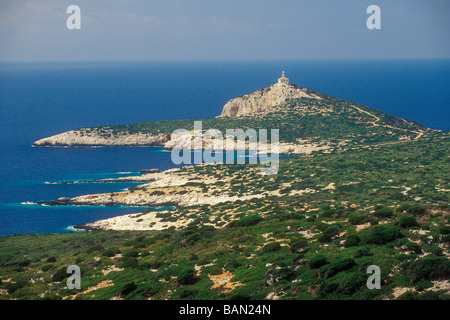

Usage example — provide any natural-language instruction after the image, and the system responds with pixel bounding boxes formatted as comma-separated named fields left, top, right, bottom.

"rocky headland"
left=32, top=72, right=433, bottom=231
left=218, top=81, right=321, bottom=118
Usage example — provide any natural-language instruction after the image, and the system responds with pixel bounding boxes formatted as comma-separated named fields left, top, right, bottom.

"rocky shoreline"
left=36, top=164, right=266, bottom=231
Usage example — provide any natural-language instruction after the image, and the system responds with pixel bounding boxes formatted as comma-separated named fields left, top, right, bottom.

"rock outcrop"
left=34, top=128, right=170, bottom=147
left=218, top=82, right=320, bottom=118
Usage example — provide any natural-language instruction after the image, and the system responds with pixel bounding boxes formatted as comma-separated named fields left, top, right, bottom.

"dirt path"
left=350, top=105, right=424, bottom=140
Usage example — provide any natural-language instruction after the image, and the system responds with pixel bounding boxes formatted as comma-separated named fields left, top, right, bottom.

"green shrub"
left=405, top=242, right=422, bottom=254
left=117, top=282, right=138, bottom=297
left=441, top=234, right=450, bottom=243
left=403, top=256, right=450, bottom=284
left=52, top=267, right=69, bottom=282
left=5, top=277, right=29, bottom=294
left=18, top=260, right=31, bottom=267
left=332, top=258, right=356, bottom=272
left=348, top=214, right=369, bottom=225
left=364, top=225, right=404, bottom=245
left=318, top=225, right=340, bottom=243
left=183, top=233, right=202, bottom=246
left=46, top=257, right=56, bottom=263
left=41, top=264, right=54, bottom=272
left=335, top=272, right=365, bottom=295
left=178, top=288, right=199, bottom=299
left=353, top=248, right=372, bottom=258
left=406, top=205, right=426, bottom=215
left=123, top=249, right=139, bottom=258
left=438, top=225, right=450, bottom=235
left=308, top=255, right=328, bottom=269
left=319, top=258, right=356, bottom=279
left=344, top=234, right=361, bottom=247
left=262, top=242, right=281, bottom=253
left=373, top=208, right=394, bottom=218
left=290, top=238, right=308, bottom=253
left=120, top=257, right=138, bottom=268
left=397, top=216, right=419, bottom=228
left=425, top=245, right=443, bottom=256
left=178, top=268, right=198, bottom=285
left=273, top=267, right=297, bottom=281
left=85, top=244, right=104, bottom=254
left=189, top=254, right=199, bottom=261
left=227, top=215, right=262, bottom=228
left=101, top=248, right=120, bottom=257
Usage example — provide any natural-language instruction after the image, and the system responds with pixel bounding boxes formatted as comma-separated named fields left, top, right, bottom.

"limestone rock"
left=33, top=128, right=170, bottom=147
left=219, top=81, right=320, bottom=118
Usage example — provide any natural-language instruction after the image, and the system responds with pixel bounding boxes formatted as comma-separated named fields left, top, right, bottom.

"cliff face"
left=219, top=82, right=320, bottom=118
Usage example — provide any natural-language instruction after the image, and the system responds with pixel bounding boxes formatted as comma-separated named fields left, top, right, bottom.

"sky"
left=0, top=0, right=449, bottom=62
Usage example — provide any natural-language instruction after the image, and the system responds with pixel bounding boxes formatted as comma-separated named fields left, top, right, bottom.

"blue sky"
left=1, top=0, right=449, bottom=62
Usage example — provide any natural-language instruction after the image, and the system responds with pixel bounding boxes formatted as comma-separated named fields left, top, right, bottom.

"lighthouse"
left=278, top=71, right=289, bottom=85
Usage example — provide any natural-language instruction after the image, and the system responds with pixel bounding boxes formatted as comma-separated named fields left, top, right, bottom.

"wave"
left=116, top=171, right=133, bottom=174
left=20, top=201, right=37, bottom=205
left=65, top=225, right=84, bottom=232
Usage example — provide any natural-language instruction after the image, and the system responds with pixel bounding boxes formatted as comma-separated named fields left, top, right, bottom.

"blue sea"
left=0, top=60, right=449, bottom=236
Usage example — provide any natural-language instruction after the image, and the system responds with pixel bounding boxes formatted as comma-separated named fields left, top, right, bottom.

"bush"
left=85, top=244, right=104, bottom=254
left=403, top=256, right=450, bottom=284
left=102, top=248, right=120, bottom=257
left=290, top=238, right=308, bottom=253
left=227, top=215, right=262, bottom=228
left=123, top=249, right=139, bottom=258
left=318, top=225, right=340, bottom=243
left=442, top=234, right=450, bottom=243
left=5, top=277, right=29, bottom=294
left=117, top=282, right=138, bottom=297
left=120, top=257, right=138, bottom=268
left=178, top=268, right=198, bottom=285
left=41, top=264, right=54, bottom=272
left=182, top=233, right=202, bottom=246
left=46, top=257, right=56, bottom=263
left=262, top=242, right=281, bottom=253
left=332, top=258, right=356, bottom=272
left=308, top=255, right=328, bottom=269
left=348, top=214, right=369, bottom=225
left=335, top=272, right=365, bottom=295
left=353, top=248, right=372, bottom=258
left=438, top=225, right=450, bottom=235
left=52, top=267, right=69, bottom=282
left=397, top=216, right=419, bottom=228
left=405, top=242, right=422, bottom=254
left=364, top=225, right=404, bottom=245
left=345, top=234, right=361, bottom=247
left=406, top=205, right=426, bottom=215
left=425, top=245, right=443, bottom=256
left=189, top=254, right=199, bottom=261
left=373, top=208, right=394, bottom=218
left=178, top=288, right=199, bottom=299
left=319, top=258, right=356, bottom=279
left=18, top=260, right=31, bottom=267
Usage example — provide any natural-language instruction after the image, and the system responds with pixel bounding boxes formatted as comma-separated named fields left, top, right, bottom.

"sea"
left=0, top=60, right=449, bottom=236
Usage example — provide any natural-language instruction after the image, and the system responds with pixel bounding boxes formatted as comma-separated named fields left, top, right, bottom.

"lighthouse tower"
left=278, top=71, right=289, bottom=85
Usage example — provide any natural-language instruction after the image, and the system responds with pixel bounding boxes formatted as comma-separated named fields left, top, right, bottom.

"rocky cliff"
left=218, top=82, right=321, bottom=118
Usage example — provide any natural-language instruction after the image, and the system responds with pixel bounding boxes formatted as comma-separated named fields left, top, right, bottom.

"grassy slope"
left=1, top=132, right=449, bottom=300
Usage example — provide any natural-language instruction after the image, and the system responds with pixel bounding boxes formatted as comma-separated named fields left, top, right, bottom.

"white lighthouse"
left=278, top=71, right=289, bottom=85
